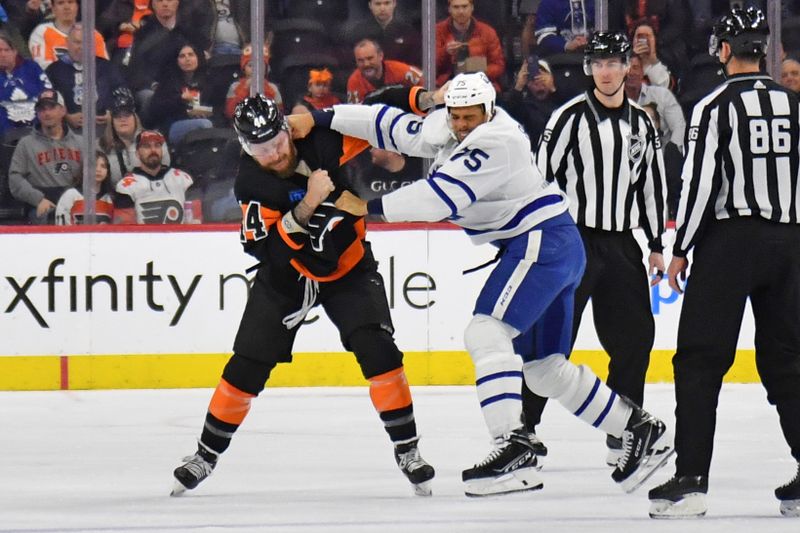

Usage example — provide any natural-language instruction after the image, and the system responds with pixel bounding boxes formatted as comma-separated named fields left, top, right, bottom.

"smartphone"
left=527, top=54, right=540, bottom=77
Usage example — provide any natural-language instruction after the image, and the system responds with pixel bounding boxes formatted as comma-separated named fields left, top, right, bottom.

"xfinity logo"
left=4, top=258, right=202, bottom=328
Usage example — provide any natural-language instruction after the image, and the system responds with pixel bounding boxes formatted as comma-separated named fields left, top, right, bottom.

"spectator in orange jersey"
left=435, top=0, right=505, bottom=90
left=224, top=42, right=283, bottom=121
left=28, top=0, right=110, bottom=69
left=347, top=38, right=422, bottom=103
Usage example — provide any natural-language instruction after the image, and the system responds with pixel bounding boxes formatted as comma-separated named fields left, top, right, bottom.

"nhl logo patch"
left=628, top=132, right=645, bottom=164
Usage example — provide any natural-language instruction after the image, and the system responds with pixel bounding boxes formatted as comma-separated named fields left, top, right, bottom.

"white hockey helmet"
left=444, top=72, right=496, bottom=119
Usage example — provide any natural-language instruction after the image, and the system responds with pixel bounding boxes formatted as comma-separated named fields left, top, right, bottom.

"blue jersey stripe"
left=475, top=370, right=523, bottom=386
left=426, top=178, right=458, bottom=217
left=479, top=392, right=523, bottom=407
left=592, top=391, right=617, bottom=428
left=388, top=112, right=409, bottom=151
left=375, top=105, right=390, bottom=149
left=464, top=194, right=564, bottom=236
left=431, top=172, right=477, bottom=203
left=574, top=377, right=600, bottom=417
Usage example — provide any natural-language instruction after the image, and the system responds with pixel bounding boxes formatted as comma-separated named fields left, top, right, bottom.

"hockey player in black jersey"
left=171, top=95, right=434, bottom=497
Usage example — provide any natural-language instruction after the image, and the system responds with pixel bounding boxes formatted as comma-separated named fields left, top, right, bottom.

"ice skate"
left=171, top=444, right=218, bottom=496
left=394, top=438, right=435, bottom=497
left=605, top=434, right=623, bottom=467
left=462, top=428, right=543, bottom=497
left=648, top=475, right=708, bottom=518
left=611, top=401, right=674, bottom=493
left=776, top=462, right=800, bottom=517
left=528, top=431, right=548, bottom=459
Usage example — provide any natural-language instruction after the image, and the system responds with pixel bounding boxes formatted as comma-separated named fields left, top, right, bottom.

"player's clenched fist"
left=305, top=169, right=335, bottom=208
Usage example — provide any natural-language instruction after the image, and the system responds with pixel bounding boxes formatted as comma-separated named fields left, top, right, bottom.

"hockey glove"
left=363, top=84, right=412, bottom=108
left=307, top=202, right=345, bottom=253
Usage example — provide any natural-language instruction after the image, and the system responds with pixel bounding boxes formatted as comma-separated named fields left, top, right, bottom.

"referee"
left=649, top=7, right=800, bottom=519
left=524, top=31, right=667, bottom=463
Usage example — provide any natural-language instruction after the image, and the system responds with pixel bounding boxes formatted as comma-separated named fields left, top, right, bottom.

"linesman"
left=527, top=30, right=667, bottom=464
left=649, top=7, right=800, bottom=519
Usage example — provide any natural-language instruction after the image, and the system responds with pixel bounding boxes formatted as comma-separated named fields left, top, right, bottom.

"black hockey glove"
left=307, top=202, right=345, bottom=253
left=363, top=84, right=412, bottom=108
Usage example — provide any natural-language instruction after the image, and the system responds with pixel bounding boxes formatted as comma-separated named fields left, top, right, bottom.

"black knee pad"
left=347, top=325, right=404, bottom=379
left=221, top=353, right=274, bottom=395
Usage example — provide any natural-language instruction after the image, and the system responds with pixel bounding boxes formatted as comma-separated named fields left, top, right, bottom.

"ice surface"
left=1, top=384, right=798, bottom=532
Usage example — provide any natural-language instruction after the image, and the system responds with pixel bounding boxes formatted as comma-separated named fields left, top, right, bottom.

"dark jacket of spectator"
left=126, top=13, right=203, bottom=91
left=3, top=0, right=46, bottom=43
left=45, top=57, right=126, bottom=117
left=148, top=42, right=212, bottom=133
left=344, top=11, right=421, bottom=66
left=619, top=0, right=691, bottom=81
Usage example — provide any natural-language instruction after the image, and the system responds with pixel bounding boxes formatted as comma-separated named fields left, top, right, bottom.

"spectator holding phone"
left=631, top=23, right=672, bottom=89
left=501, top=56, right=561, bottom=150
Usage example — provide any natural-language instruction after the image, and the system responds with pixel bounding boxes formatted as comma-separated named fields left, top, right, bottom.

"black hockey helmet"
left=709, top=6, right=769, bottom=59
left=583, top=31, right=632, bottom=75
left=233, top=94, right=287, bottom=153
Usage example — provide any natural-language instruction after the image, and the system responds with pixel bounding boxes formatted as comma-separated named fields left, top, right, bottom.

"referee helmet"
left=583, top=31, right=632, bottom=76
left=709, top=6, right=769, bottom=59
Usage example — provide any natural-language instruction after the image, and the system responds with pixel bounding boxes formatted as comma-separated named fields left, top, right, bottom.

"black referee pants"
left=523, top=226, right=655, bottom=430
left=674, top=218, right=800, bottom=477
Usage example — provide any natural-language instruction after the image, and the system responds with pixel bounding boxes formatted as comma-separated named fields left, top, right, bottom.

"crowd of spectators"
left=1, top=0, right=799, bottom=226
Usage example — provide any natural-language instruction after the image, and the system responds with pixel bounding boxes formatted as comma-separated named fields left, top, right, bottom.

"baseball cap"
left=35, top=89, right=65, bottom=110
left=135, top=129, right=166, bottom=148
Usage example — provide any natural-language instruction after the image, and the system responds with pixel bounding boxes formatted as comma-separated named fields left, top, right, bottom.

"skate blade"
left=412, top=480, right=433, bottom=497
left=619, top=436, right=676, bottom=494
left=649, top=493, right=707, bottom=519
left=780, top=499, right=800, bottom=517
left=464, top=467, right=544, bottom=497
left=170, top=480, right=189, bottom=497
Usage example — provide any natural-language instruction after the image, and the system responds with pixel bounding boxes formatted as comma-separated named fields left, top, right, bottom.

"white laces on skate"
left=282, top=277, right=319, bottom=329
left=617, top=431, right=635, bottom=471
left=475, top=437, right=512, bottom=467
left=397, top=447, right=426, bottom=471
left=179, top=454, right=214, bottom=478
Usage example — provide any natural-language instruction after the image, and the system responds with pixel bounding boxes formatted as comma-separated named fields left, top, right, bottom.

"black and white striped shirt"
left=673, top=73, right=800, bottom=257
left=536, top=90, right=667, bottom=251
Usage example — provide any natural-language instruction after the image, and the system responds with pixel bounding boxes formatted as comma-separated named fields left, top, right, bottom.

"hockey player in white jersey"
left=289, top=72, right=674, bottom=497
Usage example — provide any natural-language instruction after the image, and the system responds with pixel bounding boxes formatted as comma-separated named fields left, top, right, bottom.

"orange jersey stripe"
left=276, top=215, right=304, bottom=250
left=339, top=136, right=369, bottom=166
left=208, top=378, right=255, bottom=426
left=368, top=367, right=412, bottom=413
left=289, top=235, right=365, bottom=282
